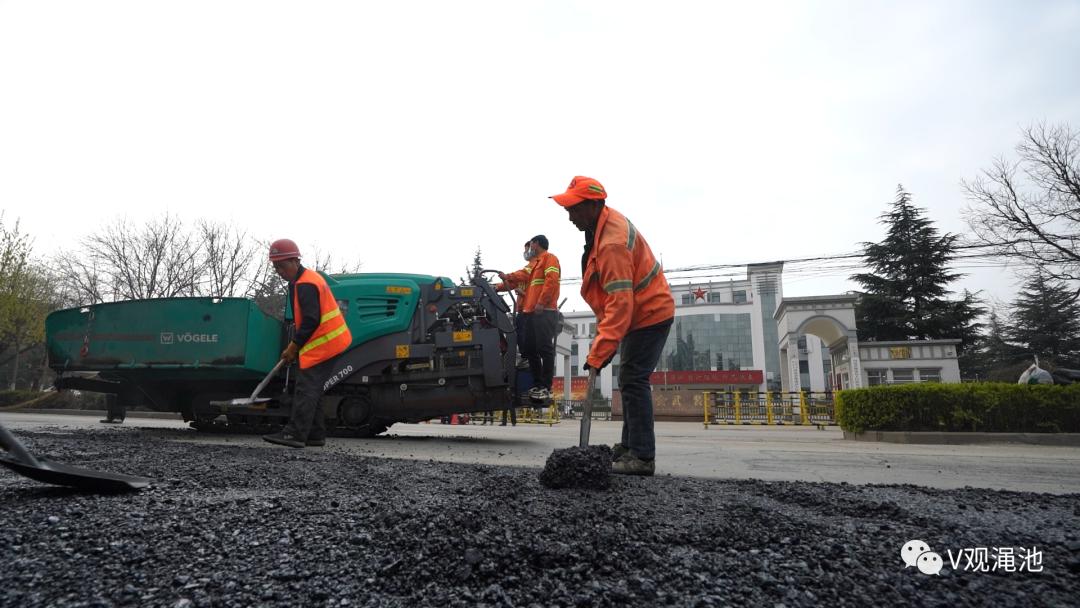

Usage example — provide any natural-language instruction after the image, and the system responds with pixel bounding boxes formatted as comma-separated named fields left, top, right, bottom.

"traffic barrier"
left=703, top=391, right=835, bottom=428
left=555, top=398, right=612, bottom=421
left=517, top=402, right=561, bottom=426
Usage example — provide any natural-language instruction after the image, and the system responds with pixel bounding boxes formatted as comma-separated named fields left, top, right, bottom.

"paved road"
left=4, top=411, right=1080, bottom=494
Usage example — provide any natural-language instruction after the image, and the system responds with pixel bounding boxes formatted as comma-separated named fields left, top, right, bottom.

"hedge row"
left=0, top=390, right=104, bottom=410
left=835, top=382, right=1080, bottom=433
left=0, top=390, right=50, bottom=408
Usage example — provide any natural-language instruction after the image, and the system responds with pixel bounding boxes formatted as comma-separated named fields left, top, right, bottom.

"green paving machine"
left=45, top=272, right=519, bottom=436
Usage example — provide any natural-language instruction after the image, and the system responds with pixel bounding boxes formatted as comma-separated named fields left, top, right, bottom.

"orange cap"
left=550, top=176, right=606, bottom=207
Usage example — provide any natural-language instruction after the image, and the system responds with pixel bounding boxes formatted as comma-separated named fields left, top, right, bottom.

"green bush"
left=835, top=383, right=1080, bottom=433
left=0, top=390, right=50, bottom=408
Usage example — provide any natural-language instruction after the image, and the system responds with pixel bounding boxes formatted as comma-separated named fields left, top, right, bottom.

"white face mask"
left=523, top=247, right=536, bottom=261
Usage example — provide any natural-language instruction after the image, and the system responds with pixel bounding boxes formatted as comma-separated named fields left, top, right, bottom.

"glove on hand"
left=280, top=342, right=299, bottom=363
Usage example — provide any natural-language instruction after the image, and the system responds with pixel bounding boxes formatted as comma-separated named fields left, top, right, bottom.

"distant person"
left=498, top=236, right=561, bottom=402
left=550, top=177, right=675, bottom=476
left=500, top=406, right=517, bottom=427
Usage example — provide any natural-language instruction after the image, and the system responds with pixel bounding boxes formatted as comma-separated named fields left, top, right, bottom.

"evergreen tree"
left=852, top=186, right=980, bottom=345
left=464, top=247, right=484, bottom=283
left=1008, top=272, right=1080, bottom=366
left=960, top=308, right=1025, bottom=380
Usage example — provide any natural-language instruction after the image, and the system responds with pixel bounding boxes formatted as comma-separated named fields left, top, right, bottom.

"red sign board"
left=649, top=370, right=763, bottom=386
left=552, top=377, right=590, bottom=399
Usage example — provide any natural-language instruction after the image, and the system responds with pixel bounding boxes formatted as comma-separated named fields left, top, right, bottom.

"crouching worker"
left=262, top=239, right=352, bottom=449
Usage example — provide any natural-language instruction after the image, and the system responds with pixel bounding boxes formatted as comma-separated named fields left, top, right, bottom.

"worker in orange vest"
left=262, top=239, right=353, bottom=449
left=551, top=177, right=674, bottom=476
left=498, top=235, right=561, bottom=402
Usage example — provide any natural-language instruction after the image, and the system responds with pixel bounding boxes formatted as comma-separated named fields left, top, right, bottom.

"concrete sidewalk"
left=4, top=412, right=1080, bottom=494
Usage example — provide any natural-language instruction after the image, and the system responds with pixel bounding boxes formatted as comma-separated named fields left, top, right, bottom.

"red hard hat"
left=268, top=238, right=301, bottom=262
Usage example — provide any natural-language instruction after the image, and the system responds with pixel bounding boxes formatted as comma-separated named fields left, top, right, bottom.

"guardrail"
left=702, top=391, right=836, bottom=428
left=554, top=398, right=612, bottom=421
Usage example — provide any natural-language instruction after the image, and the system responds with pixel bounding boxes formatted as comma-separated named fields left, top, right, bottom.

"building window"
left=918, top=368, right=941, bottom=383
left=680, top=294, right=692, bottom=305
left=733, top=290, right=747, bottom=304
left=867, top=369, right=886, bottom=386
left=892, top=368, right=915, bottom=383
left=798, top=360, right=810, bottom=373
left=589, top=323, right=597, bottom=337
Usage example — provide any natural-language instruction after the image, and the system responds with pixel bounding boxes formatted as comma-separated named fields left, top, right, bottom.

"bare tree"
left=52, top=256, right=107, bottom=306
left=54, top=214, right=204, bottom=302
left=963, top=123, right=1080, bottom=300
left=198, top=220, right=255, bottom=297
left=306, top=245, right=363, bottom=275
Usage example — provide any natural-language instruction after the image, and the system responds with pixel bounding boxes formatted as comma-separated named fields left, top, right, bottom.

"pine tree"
left=852, top=186, right=980, bottom=345
left=463, top=247, right=484, bottom=283
left=1008, top=272, right=1080, bottom=366
left=961, top=308, right=1025, bottom=380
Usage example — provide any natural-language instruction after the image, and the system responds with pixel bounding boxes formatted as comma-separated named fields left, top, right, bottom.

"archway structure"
left=774, top=294, right=862, bottom=391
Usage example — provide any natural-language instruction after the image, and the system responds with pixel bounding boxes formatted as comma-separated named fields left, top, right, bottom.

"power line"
left=557, top=241, right=1021, bottom=285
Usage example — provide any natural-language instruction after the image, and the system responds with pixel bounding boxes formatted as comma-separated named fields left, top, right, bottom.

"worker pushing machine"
left=551, top=177, right=675, bottom=476
left=498, top=235, right=561, bottom=402
left=262, top=239, right=353, bottom=449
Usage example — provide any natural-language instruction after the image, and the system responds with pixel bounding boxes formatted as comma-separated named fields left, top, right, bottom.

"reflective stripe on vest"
left=293, top=269, right=352, bottom=369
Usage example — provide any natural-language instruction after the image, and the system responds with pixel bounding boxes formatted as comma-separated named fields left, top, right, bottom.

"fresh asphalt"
left=4, top=411, right=1080, bottom=494
left=2, top=412, right=1079, bottom=607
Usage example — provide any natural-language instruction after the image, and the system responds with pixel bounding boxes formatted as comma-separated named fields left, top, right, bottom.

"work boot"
left=262, top=433, right=304, bottom=449
left=305, top=437, right=326, bottom=447
left=611, top=443, right=629, bottom=462
left=612, top=453, right=655, bottom=476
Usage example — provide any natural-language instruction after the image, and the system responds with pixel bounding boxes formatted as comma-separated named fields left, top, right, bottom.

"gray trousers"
left=283, top=357, right=335, bottom=441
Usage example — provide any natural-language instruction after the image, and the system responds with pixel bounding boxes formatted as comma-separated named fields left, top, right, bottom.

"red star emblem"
left=692, top=287, right=707, bottom=301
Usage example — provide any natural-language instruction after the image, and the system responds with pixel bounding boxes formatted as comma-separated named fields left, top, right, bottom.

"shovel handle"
left=579, top=372, right=596, bottom=448
left=250, top=359, right=287, bottom=401
left=0, top=422, right=41, bottom=467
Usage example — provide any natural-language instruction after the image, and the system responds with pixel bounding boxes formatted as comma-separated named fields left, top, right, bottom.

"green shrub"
left=835, top=383, right=1080, bottom=433
left=0, top=390, right=50, bottom=408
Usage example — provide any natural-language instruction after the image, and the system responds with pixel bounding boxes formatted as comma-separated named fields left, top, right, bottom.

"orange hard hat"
left=550, top=176, right=606, bottom=207
left=268, top=238, right=301, bottom=262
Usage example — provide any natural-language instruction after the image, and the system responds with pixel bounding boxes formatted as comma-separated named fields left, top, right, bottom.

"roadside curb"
left=843, top=430, right=1080, bottom=446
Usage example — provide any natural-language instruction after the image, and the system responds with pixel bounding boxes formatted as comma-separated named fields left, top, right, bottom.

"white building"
left=556, top=263, right=961, bottom=398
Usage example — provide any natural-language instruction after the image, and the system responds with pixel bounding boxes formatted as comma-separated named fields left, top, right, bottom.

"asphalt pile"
left=1, top=428, right=1078, bottom=607
left=539, top=445, right=612, bottom=490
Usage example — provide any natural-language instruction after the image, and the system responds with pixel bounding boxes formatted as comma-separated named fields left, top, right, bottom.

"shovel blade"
left=0, top=455, right=151, bottom=492
left=210, top=397, right=272, bottom=410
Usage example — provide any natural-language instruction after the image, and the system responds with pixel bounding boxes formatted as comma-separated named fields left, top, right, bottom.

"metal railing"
left=702, top=391, right=836, bottom=427
left=554, top=398, right=613, bottom=421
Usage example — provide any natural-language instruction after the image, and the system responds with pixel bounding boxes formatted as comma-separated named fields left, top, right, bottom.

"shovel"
left=212, top=359, right=287, bottom=409
left=579, top=371, right=597, bottom=447
left=0, top=421, right=151, bottom=491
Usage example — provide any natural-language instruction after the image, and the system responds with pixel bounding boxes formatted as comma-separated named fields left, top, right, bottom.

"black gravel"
left=540, top=446, right=612, bottom=490
left=2, top=428, right=1079, bottom=608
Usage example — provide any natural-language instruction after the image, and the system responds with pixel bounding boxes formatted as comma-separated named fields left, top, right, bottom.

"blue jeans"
left=618, top=318, right=672, bottom=460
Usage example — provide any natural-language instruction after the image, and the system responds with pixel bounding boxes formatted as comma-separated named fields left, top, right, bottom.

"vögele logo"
left=901, top=539, right=943, bottom=575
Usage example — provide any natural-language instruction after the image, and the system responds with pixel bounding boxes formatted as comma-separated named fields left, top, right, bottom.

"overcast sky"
left=2, top=0, right=1079, bottom=312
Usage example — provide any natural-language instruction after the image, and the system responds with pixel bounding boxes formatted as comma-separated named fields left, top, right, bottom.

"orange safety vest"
left=581, top=206, right=674, bottom=369
left=293, top=269, right=353, bottom=369
left=501, top=250, right=561, bottom=313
